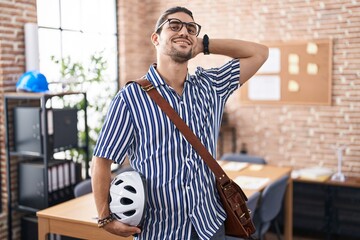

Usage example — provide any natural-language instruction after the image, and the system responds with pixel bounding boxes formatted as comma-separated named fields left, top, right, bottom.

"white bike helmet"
left=109, top=171, right=147, bottom=226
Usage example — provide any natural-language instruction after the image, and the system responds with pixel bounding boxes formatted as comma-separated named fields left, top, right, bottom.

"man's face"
left=155, top=12, right=198, bottom=63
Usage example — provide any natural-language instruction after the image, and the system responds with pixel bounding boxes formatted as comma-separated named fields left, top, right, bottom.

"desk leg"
left=284, top=178, right=293, bottom=240
left=38, top=217, right=49, bottom=240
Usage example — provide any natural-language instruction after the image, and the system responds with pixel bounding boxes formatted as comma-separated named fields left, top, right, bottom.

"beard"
left=168, top=46, right=192, bottom=64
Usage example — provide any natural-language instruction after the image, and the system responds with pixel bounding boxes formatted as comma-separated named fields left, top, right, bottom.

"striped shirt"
left=94, top=59, right=240, bottom=240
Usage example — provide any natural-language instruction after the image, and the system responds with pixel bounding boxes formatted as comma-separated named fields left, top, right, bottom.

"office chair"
left=252, top=174, right=289, bottom=240
left=73, top=165, right=134, bottom=198
left=247, top=191, right=261, bottom=219
left=74, top=178, right=92, bottom=198
left=221, top=153, right=267, bottom=165
left=113, top=165, right=133, bottom=175
left=225, top=191, right=261, bottom=240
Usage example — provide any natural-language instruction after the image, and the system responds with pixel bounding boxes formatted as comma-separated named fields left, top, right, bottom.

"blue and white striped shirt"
left=94, top=59, right=240, bottom=240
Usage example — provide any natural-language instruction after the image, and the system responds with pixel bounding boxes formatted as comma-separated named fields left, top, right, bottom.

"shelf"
left=4, top=91, right=89, bottom=240
left=9, top=151, right=44, bottom=158
left=17, top=205, right=39, bottom=213
left=4, top=91, right=85, bottom=99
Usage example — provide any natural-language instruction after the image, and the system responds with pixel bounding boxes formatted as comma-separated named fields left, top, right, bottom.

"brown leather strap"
left=131, top=79, right=231, bottom=187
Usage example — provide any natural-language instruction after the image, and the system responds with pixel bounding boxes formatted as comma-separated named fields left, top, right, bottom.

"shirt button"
left=186, top=186, right=191, bottom=190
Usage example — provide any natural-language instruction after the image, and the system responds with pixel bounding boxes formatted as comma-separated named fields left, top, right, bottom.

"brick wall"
left=0, top=0, right=37, bottom=238
left=221, top=0, right=360, bottom=177
left=0, top=0, right=359, bottom=238
left=122, top=0, right=359, bottom=177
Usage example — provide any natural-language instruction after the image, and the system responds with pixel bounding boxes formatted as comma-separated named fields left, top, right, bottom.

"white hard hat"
left=109, top=171, right=147, bottom=226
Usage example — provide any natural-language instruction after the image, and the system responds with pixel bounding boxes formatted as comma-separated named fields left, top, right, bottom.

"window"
left=36, top=0, right=118, bottom=155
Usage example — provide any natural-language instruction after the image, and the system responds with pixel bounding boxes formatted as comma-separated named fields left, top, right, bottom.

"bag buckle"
left=218, top=174, right=233, bottom=189
left=141, top=84, right=155, bottom=92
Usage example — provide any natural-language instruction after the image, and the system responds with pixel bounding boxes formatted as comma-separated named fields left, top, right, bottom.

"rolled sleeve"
left=93, top=91, right=134, bottom=164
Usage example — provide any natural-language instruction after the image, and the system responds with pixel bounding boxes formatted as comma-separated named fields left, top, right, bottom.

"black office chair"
left=221, top=153, right=267, bottom=165
left=252, top=175, right=289, bottom=240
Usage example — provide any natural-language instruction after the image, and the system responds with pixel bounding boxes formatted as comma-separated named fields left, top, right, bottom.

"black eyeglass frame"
left=156, top=18, right=202, bottom=37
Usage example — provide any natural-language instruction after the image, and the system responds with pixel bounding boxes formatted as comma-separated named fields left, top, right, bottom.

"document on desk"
left=221, top=162, right=249, bottom=171
left=234, top=176, right=270, bottom=189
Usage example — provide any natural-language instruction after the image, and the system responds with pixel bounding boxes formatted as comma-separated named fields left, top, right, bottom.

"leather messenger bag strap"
left=132, top=78, right=243, bottom=191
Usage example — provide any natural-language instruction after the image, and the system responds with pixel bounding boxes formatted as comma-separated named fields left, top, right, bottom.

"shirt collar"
left=145, top=63, right=193, bottom=88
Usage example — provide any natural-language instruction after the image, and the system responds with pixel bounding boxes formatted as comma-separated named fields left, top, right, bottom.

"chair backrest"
left=247, top=191, right=261, bottom=219
left=254, top=174, right=289, bottom=237
left=73, top=165, right=135, bottom=198
left=74, top=178, right=92, bottom=198
left=113, top=165, right=133, bottom=175
left=225, top=193, right=260, bottom=240
left=221, top=153, right=267, bottom=165
left=258, top=175, right=289, bottom=222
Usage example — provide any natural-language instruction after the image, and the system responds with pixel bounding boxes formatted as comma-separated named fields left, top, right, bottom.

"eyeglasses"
left=156, top=18, right=201, bottom=36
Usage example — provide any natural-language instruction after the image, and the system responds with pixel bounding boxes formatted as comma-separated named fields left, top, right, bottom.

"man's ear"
left=151, top=32, right=159, bottom=46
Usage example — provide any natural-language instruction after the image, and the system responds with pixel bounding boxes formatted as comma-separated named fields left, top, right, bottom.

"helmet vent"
left=115, top=179, right=123, bottom=185
left=123, top=210, right=136, bottom=217
left=120, top=197, right=134, bottom=205
left=124, top=185, right=137, bottom=193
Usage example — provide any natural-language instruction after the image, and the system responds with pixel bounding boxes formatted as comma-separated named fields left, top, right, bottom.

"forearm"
left=91, top=156, right=142, bottom=236
left=207, top=39, right=268, bottom=60
left=195, top=37, right=269, bottom=84
left=194, top=38, right=267, bottom=58
left=91, top=156, right=113, bottom=219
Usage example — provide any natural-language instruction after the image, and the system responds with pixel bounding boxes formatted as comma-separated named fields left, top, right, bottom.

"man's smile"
left=173, top=38, right=191, bottom=46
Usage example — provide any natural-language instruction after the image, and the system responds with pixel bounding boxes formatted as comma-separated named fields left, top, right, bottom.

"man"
left=91, top=6, right=268, bottom=240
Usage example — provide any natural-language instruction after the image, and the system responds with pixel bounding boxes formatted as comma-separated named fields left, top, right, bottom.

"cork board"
left=240, top=39, right=332, bottom=105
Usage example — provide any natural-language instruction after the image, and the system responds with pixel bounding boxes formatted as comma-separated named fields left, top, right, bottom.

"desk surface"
left=37, top=164, right=292, bottom=240
left=37, top=193, right=131, bottom=240
left=226, top=164, right=292, bottom=198
left=38, top=193, right=101, bottom=227
left=294, top=176, right=360, bottom=188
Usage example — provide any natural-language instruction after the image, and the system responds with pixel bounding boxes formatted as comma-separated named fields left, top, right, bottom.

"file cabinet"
left=18, top=159, right=82, bottom=210
left=286, top=178, right=360, bottom=240
left=13, top=107, right=78, bottom=154
left=4, top=92, right=89, bottom=240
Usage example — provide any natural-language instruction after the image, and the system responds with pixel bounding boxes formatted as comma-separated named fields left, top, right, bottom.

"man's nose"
left=178, top=24, right=189, bottom=36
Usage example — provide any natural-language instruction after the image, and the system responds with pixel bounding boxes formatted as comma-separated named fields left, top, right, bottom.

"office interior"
left=0, top=0, right=359, bottom=239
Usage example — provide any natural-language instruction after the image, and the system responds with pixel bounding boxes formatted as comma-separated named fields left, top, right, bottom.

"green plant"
left=51, top=52, right=117, bottom=162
